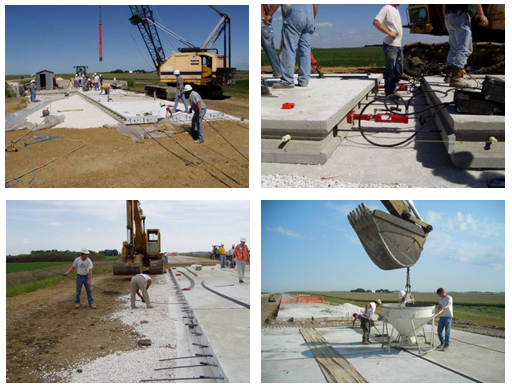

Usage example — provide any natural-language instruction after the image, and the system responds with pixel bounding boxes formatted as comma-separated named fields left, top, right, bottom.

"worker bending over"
left=234, top=237, right=249, bottom=283
left=173, top=70, right=189, bottom=112
left=184, top=85, right=207, bottom=144
left=131, top=274, right=153, bottom=309
left=63, top=247, right=96, bottom=309
left=100, top=83, right=110, bottom=95
left=360, top=299, right=381, bottom=345
left=158, top=101, right=173, bottom=122
left=436, top=287, right=453, bottom=351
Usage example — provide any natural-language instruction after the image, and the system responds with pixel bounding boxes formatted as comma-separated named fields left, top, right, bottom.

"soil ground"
left=6, top=272, right=140, bottom=383
left=5, top=96, right=29, bottom=114
left=205, top=97, right=249, bottom=120
left=5, top=121, right=249, bottom=188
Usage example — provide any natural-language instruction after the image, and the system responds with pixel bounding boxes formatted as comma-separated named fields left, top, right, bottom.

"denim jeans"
left=191, top=107, right=207, bottom=141
left=261, top=22, right=282, bottom=78
left=445, top=12, right=473, bottom=68
left=30, top=90, right=36, bottom=102
left=382, top=43, right=403, bottom=96
left=82, top=79, right=87, bottom=92
left=174, top=89, right=189, bottom=111
left=220, top=254, right=226, bottom=268
left=75, top=274, right=93, bottom=305
left=280, top=4, right=315, bottom=86
left=438, top=316, right=453, bottom=347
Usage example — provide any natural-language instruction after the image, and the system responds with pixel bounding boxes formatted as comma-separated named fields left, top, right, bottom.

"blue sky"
left=269, top=4, right=446, bottom=48
left=6, top=201, right=249, bottom=255
left=262, top=201, right=505, bottom=293
left=5, top=5, right=248, bottom=75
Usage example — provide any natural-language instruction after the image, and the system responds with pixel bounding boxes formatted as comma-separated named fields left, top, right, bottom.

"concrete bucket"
left=347, top=203, right=427, bottom=270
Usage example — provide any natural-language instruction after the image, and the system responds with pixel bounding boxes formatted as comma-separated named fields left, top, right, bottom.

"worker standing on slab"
left=234, top=237, right=249, bottom=283
left=63, top=248, right=96, bottom=309
left=436, top=287, right=453, bottom=351
left=173, top=70, right=189, bottom=112
left=261, top=4, right=282, bottom=78
left=94, top=73, right=100, bottom=91
left=360, top=299, right=381, bottom=345
left=228, top=244, right=236, bottom=268
left=29, top=80, right=36, bottom=102
left=373, top=4, right=403, bottom=98
left=82, top=75, right=87, bottom=92
left=74, top=74, right=79, bottom=88
left=131, top=274, right=154, bottom=309
left=443, top=5, right=488, bottom=87
left=219, top=244, right=226, bottom=268
left=99, top=74, right=103, bottom=87
left=269, top=4, right=317, bottom=89
left=184, top=85, right=207, bottom=144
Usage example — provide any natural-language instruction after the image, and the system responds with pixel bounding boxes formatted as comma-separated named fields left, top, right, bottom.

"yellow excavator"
left=113, top=200, right=164, bottom=275
left=347, top=201, right=433, bottom=271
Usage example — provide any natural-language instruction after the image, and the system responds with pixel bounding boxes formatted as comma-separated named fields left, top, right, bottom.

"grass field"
left=289, top=291, right=505, bottom=328
left=5, top=71, right=249, bottom=99
left=261, top=47, right=386, bottom=68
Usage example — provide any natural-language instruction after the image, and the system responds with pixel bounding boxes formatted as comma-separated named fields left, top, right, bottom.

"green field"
left=290, top=291, right=505, bottom=328
left=262, top=47, right=386, bottom=68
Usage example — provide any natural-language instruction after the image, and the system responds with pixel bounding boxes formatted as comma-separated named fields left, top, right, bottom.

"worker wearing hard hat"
left=99, top=74, right=104, bottom=87
left=93, top=73, right=100, bottom=91
left=360, top=299, right=381, bottom=345
left=29, top=80, right=36, bottom=102
left=74, top=74, right=79, bottom=88
left=234, top=237, right=249, bottom=283
left=436, top=287, right=453, bottom=351
left=173, top=70, right=189, bottom=112
left=158, top=101, right=173, bottom=122
left=219, top=244, right=227, bottom=268
left=184, top=84, right=207, bottom=144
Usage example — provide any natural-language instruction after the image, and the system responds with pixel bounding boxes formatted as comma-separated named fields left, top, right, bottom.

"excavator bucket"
left=347, top=203, right=427, bottom=270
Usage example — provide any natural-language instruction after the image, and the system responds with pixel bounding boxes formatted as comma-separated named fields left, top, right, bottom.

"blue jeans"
left=174, top=89, right=189, bottom=111
left=280, top=5, right=315, bottom=86
left=82, top=79, right=87, bottom=92
left=382, top=43, right=403, bottom=96
left=75, top=274, right=93, bottom=305
left=438, top=317, right=453, bottom=347
left=261, top=22, right=282, bottom=78
left=30, top=90, right=36, bottom=102
left=220, top=254, right=226, bottom=268
left=191, top=107, right=207, bottom=141
left=445, top=12, right=473, bottom=68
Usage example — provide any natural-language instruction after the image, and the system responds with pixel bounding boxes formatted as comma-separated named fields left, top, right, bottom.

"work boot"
left=442, top=346, right=449, bottom=351
left=443, top=65, right=454, bottom=83
left=363, top=341, right=370, bottom=345
left=194, top=139, right=204, bottom=144
left=75, top=304, right=80, bottom=309
left=450, top=67, right=468, bottom=88
left=436, top=344, right=445, bottom=350
left=89, top=304, right=97, bottom=309
left=273, top=82, right=294, bottom=89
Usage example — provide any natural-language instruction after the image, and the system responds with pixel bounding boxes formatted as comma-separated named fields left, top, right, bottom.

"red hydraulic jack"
left=311, top=52, right=325, bottom=78
left=347, top=110, right=408, bottom=124
left=376, top=84, right=408, bottom=92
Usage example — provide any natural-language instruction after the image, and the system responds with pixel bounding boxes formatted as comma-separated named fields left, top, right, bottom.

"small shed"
left=36, top=70, right=54, bottom=90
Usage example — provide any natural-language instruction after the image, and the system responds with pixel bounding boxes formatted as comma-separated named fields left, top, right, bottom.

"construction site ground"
left=5, top=255, right=221, bottom=383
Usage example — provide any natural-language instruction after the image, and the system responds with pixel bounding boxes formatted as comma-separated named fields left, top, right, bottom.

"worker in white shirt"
left=361, top=299, right=381, bottom=345
left=130, top=274, right=154, bottom=309
left=157, top=101, right=173, bottom=123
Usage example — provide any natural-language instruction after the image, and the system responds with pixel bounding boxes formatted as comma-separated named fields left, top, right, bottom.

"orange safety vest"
left=234, top=243, right=249, bottom=261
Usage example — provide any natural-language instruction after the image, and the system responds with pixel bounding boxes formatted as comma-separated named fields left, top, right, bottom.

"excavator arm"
left=348, top=201, right=433, bottom=270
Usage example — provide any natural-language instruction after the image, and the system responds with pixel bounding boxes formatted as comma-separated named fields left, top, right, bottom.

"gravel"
left=24, top=95, right=119, bottom=129
left=45, top=274, right=178, bottom=383
left=262, top=174, right=419, bottom=188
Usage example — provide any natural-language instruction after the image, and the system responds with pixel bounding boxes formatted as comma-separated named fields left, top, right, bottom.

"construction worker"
left=234, top=237, right=249, bottom=283
left=131, top=274, right=153, bottom=309
left=360, top=299, right=381, bottom=345
left=373, top=4, right=403, bottom=98
left=352, top=312, right=363, bottom=327
left=219, top=244, right=227, bottom=268
left=100, top=83, right=110, bottom=95
left=74, top=74, right=79, bottom=88
left=99, top=74, right=104, bottom=87
left=82, top=75, right=87, bottom=92
left=269, top=4, right=317, bottom=89
left=228, top=244, right=236, bottom=268
left=63, top=247, right=96, bottom=309
left=436, top=287, right=453, bottom=351
left=184, top=84, right=207, bottom=144
left=173, top=70, right=189, bottom=112
left=261, top=4, right=282, bottom=78
left=29, top=80, right=36, bottom=102
left=443, top=5, right=488, bottom=87
left=158, top=101, right=173, bottom=122
left=94, top=73, right=100, bottom=91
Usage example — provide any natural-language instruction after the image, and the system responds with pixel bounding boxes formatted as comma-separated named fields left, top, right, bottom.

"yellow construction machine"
left=403, top=4, right=505, bottom=76
left=113, top=200, right=164, bottom=275
left=348, top=201, right=433, bottom=271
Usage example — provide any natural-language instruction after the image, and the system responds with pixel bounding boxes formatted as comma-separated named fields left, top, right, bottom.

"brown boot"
left=443, top=65, right=453, bottom=83
left=450, top=67, right=468, bottom=88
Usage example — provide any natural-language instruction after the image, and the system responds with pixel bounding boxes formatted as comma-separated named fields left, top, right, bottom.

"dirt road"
left=5, top=121, right=249, bottom=188
left=6, top=272, right=140, bottom=383
left=205, top=97, right=249, bottom=120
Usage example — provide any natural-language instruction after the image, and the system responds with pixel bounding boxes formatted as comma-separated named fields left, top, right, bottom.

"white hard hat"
left=75, top=74, right=78, bottom=77
left=100, top=74, right=102, bottom=76
left=184, top=84, right=193, bottom=92
left=160, top=101, right=166, bottom=107
left=240, top=237, right=246, bottom=242
left=80, top=247, right=90, bottom=254
left=174, top=70, right=180, bottom=75
left=30, top=80, right=35, bottom=83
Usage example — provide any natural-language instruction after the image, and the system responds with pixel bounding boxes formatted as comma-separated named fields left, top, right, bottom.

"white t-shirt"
left=73, top=257, right=94, bottom=276
left=158, top=106, right=169, bottom=119
left=374, top=5, right=403, bottom=47
left=439, top=295, right=454, bottom=317
left=137, top=274, right=151, bottom=286
left=362, top=302, right=376, bottom=319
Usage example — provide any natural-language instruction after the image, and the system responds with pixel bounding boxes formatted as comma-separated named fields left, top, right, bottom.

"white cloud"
left=425, top=210, right=502, bottom=238
left=266, top=226, right=310, bottom=240
left=22, top=238, right=30, bottom=244
left=324, top=201, right=359, bottom=216
left=50, top=221, right=64, bottom=226
left=315, top=22, right=333, bottom=28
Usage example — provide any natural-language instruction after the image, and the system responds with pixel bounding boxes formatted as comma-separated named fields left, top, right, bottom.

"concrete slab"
left=172, top=265, right=250, bottom=383
left=422, top=75, right=505, bottom=169
left=261, top=325, right=505, bottom=383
